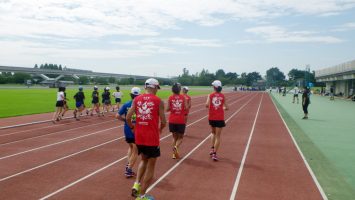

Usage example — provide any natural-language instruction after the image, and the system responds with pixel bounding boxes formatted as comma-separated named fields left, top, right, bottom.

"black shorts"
left=92, top=100, right=99, bottom=104
left=56, top=101, right=64, bottom=107
left=294, top=94, right=299, bottom=97
left=209, top=120, right=226, bottom=128
left=169, top=123, right=186, bottom=134
left=104, top=100, right=111, bottom=105
left=137, top=145, right=160, bottom=158
left=115, top=98, right=121, bottom=103
left=126, top=137, right=135, bottom=144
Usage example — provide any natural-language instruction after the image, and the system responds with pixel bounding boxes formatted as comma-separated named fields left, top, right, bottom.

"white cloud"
left=333, top=22, right=355, bottom=31
left=167, top=37, right=223, bottom=47
left=246, top=26, right=343, bottom=43
left=1, top=0, right=355, bottom=39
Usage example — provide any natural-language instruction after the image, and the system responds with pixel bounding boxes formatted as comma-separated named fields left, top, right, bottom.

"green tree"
left=108, top=77, right=116, bottom=84
left=13, top=73, right=31, bottom=84
left=79, top=76, right=90, bottom=85
left=34, top=64, right=38, bottom=68
left=246, top=72, right=262, bottom=86
left=266, top=67, right=285, bottom=86
left=59, top=65, right=62, bottom=70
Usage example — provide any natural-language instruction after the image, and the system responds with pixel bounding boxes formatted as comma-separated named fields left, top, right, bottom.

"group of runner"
left=52, top=86, right=123, bottom=122
left=116, top=78, right=228, bottom=200
left=52, top=78, right=228, bottom=200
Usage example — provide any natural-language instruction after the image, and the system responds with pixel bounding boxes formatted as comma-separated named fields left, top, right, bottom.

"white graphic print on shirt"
left=211, top=96, right=223, bottom=110
left=172, top=99, right=183, bottom=111
left=137, top=100, right=155, bottom=121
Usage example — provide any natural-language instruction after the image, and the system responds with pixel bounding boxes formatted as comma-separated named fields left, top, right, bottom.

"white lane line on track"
left=229, top=93, right=263, bottom=200
left=0, top=94, right=220, bottom=137
left=38, top=93, right=255, bottom=200
left=0, top=126, right=121, bottom=161
left=0, top=120, right=117, bottom=146
left=270, top=94, right=328, bottom=200
left=0, top=136, right=124, bottom=182
left=0, top=118, right=116, bottom=137
left=0, top=94, right=214, bottom=130
left=147, top=94, right=258, bottom=193
left=0, top=93, right=245, bottom=161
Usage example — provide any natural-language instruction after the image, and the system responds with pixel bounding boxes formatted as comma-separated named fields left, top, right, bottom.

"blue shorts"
left=115, top=98, right=121, bottom=103
left=76, top=102, right=84, bottom=108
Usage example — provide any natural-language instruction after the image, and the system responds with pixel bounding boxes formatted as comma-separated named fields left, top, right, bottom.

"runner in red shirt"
left=167, top=83, right=187, bottom=159
left=206, top=80, right=229, bottom=161
left=127, top=78, right=166, bottom=200
left=182, top=86, right=192, bottom=124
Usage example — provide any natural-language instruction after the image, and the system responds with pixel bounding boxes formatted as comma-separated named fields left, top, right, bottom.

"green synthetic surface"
left=271, top=93, right=355, bottom=200
left=0, top=87, right=210, bottom=118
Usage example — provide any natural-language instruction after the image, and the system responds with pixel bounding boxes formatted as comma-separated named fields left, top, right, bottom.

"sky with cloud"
left=1, top=0, right=355, bottom=77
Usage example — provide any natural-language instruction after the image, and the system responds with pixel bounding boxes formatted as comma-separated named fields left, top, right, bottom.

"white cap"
left=94, top=85, right=98, bottom=89
left=212, top=80, right=222, bottom=87
left=183, top=86, right=189, bottom=91
left=145, top=78, right=160, bottom=89
left=131, top=87, right=141, bottom=95
left=106, top=87, right=110, bottom=90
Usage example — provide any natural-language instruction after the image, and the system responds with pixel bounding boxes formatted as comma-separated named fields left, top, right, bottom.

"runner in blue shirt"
left=117, top=87, right=141, bottom=178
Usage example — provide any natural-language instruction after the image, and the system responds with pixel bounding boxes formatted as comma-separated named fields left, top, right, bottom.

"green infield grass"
left=0, top=87, right=211, bottom=118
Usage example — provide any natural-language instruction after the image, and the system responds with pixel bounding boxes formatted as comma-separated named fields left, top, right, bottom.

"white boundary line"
left=270, top=94, right=328, bottom=200
left=0, top=126, right=120, bottom=160
left=229, top=93, right=263, bottom=200
left=0, top=93, right=246, bottom=161
left=146, top=94, right=259, bottom=193
left=0, top=118, right=116, bottom=137
left=0, top=137, right=123, bottom=182
left=38, top=93, right=255, bottom=200
left=0, top=120, right=117, bottom=147
left=0, top=94, right=214, bottom=130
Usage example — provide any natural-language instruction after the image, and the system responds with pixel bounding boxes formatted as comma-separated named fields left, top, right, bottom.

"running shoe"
left=209, top=147, right=215, bottom=156
left=136, top=194, right=155, bottom=200
left=212, top=153, right=219, bottom=161
left=86, top=110, right=89, bottom=116
left=173, top=146, right=180, bottom=159
left=125, top=168, right=135, bottom=178
left=132, top=182, right=141, bottom=197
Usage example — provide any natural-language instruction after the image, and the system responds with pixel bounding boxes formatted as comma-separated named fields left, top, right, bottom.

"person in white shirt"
left=112, top=86, right=123, bottom=112
left=52, top=87, right=65, bottom=123
left=293, top=86, right=300, bottom=104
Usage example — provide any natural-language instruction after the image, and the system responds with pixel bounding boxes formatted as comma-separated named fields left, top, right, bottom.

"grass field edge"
left=270, top=94, right=355, bottom=200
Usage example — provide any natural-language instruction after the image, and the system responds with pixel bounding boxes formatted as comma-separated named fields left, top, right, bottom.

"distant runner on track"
left=117, top=87, right=141, bottom=178
left=127, top=78, right=166, bottom=200
left=182, top=86, right=191, bottom=124
left=167, top=83, right=187, bottom=159
left=206, top=80, right=229, bottom=161
left=113, top=86, right=123, bottom=112
left=73, top=86, right=86, bottom=121
left=101, top=87, right=111, bottom=116
left=89, top=86, right=101, bottom=116
left=52, top=86, right=65, bottom=123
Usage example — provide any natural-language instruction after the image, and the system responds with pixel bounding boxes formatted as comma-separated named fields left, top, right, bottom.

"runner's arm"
left=224, top=96, right=229, bottom=110
left=126, top=102, right=136, bottom=129
left=205, top=95, right=210, bottom=108
left=159, top=100, right=167, bottom=133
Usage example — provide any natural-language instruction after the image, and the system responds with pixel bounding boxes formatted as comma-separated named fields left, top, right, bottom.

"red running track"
left=0, top=92, right=326, bottom=200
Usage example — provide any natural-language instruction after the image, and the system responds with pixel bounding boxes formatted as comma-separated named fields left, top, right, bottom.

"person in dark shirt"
left=302, top=87, right=310, bottom=119
left=102, top=87, right=111, bottom=116
left=73, top=86, right=85, bottom=120
left=89, top=86, right=101, bottom=116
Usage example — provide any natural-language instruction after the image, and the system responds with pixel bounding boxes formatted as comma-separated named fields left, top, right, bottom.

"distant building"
left=315, top=60, right=355, bottom=97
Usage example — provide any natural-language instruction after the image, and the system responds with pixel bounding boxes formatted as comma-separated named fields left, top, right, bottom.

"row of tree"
left=34, top=63, right=64, bottom=70
left=0, top=72, right=32, bottom=84
left=176, top=68, right=262, bottom=86
left=0, top=66, right=320, bottom=87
